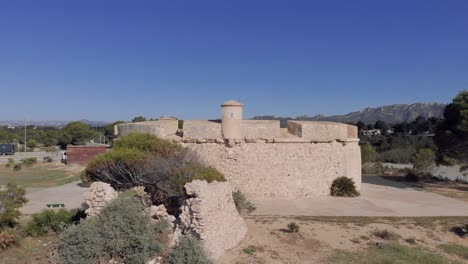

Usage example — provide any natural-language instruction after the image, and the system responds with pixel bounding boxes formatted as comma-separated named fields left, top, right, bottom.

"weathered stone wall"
left=180, top=180, right=247, bottom=260
left=183, top=141, right=361, bottom=199
left=115, top=120, right=178, bottom=138
left=84, top=182, right=118, bottom=216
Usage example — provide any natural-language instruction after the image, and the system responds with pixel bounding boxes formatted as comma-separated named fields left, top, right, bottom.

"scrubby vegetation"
left=0, top=184, right=28, bottom=230
left=21, top=157, right=37, bottom=167
left=330, top=244, right=447, bottom=264
left=287, top=222, right=300, bottom=233
left=438, top=243, right=468, bottom=260
left=165, top=236, right=213, bottom=264
left=23, top=209, right=84, bottom=237
left=84, top=133, right=225, bottom=215
left=57, top=196, right=169, bottom=264
left=330, top=177, right=360, bottom=197
left=233, top=190, right=256, bottom=214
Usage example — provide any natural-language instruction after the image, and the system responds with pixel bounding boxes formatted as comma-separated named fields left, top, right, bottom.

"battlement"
left=114, top=100, right=358, bottom=143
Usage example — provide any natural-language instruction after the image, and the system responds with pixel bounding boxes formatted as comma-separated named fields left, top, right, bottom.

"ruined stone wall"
left=181, top=180, right=247, bottom=260
left=183, top=141, right=361, bottom=199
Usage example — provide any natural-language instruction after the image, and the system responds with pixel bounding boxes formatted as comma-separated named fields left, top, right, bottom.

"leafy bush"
left=232, top=190, right=256, bottom=214
left=411, top=148, right=435, bottom=174
left=361, top=143, right=378, bottom=164
left=23, top=209, right=80, bottom=237
left=330, top=177, right=360, bottom=197
left=12, top=164, right=22, bottom=171
left=165, top=236, right=212, bottom=264
left=21, top=157, right=37, bottom=167
left=83, top=148, right=149, bottom=188
left=57, top=197, right=168, bottom=264
left=85, top=140, right=225, bottom=215
left=113, top=133, right=182, bottom=157
left=43, top=156, right=53, bottom=163
left=287, top=222, right=300, bottom=233
left=0, top=184, right=28, bottom=230
left=26, top=139, right=37, bottom=149
left=0, top=229, right=17, bottom=250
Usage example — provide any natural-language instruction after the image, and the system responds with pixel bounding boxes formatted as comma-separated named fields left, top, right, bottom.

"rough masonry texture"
left=84, top=182, right=118, bottom=216
left=115, top=100, right=361, bottom=199
left=84, top=180, right=247, bottom=261
left=180, top=180, right=247, bottom=260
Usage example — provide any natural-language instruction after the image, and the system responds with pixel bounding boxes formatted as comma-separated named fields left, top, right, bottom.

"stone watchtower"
left=221, top=100, right=243, bottom=139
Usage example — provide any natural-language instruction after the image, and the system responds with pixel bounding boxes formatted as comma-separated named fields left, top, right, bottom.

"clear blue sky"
left=1, top=0, right=467, bottom=121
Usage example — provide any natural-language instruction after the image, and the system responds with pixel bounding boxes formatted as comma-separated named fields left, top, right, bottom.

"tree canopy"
left=435, top=91, right=468, bottom=163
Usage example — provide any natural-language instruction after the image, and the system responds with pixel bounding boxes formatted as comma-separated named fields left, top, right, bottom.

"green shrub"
left=330, top=177, right=360, bottom=197
left=21, top=157, right=37, bottom=167
left=379, top=148, right=415, bottom=163
left=232, top=190, right=256, bottom=214
left=57, top=197, right=168, bottom=264
left=43, top=156, right=53, bottom=163
left=23, top=209, right=79, bottom=237
left=165, top=236, right=212, bottom=264
left=113, top=133, right=182, bottom=157
left=7, top=158, right=14, bottom=164
left=242, top=245, right=257, bottom=255
left=411, top=148, right=435, bottom=174
left=12, top=164, right=22, bottom=171
left=177, top=166, right=226, bottom=186
left=287, top=222, right=300, bottom=233
left=26, top=139, right=37, bottom=149
left=84, top=148, right=149, bottom=189
left=361, top=143, right=378, bottom=164
left=86, top=143, right=225, bottom=215
left=0, top=184, right=28, bottom=230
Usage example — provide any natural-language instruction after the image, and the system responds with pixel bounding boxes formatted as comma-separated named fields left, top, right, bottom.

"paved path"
left=252, top=176, right=468, bottom=217
left=20, top=181, right=89, bottom=214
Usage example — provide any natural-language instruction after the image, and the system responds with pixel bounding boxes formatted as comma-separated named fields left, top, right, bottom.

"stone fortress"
left=115, top=100, right=361, bottom=200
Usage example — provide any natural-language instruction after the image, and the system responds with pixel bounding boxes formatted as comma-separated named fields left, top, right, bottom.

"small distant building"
left=66, top=145, right=107, bottom=165
left=362, top=129, right=381, bottom=136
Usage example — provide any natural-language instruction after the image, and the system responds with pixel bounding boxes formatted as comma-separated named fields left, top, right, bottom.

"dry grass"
left=0, top=163, right=80, bottom=188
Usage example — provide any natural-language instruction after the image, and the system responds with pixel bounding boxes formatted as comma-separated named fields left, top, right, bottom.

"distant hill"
left=252, top=103, right=446, bottom=126
left=0, top=119, right=109, bottom=127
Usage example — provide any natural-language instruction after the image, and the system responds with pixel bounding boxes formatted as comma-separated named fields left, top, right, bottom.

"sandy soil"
left=219, top=216, right=468, bottom=264
left=385, top=175, right=468, bottom=203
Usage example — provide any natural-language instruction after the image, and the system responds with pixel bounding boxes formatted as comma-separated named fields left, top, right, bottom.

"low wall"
left=0, top=151, right=62, bottom=163
left=183, top=141, right=361, bottom=199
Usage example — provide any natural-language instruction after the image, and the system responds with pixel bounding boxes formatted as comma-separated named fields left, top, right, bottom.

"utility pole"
left=24, top=117, right=27, bottom=152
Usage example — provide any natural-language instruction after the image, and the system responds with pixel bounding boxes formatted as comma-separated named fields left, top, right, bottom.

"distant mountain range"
left=0, top=119, right=109, bottom=127
left=252, top=103, right=446, bottom=126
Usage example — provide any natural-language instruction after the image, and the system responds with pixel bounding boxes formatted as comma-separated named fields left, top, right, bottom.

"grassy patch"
left=0, top=235, right=57, bottom=264
left=329, top=244, right=448, bottom=264
left=242, top=245, right=257, bottom=255
left=0, top=164, right=79, bottom=188
left=438, top=243, right=468, bottom=260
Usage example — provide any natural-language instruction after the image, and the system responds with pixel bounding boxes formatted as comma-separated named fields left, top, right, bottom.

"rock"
left=179, top=180, right=247, bottom=260
left=85, top=182, right=118, bottom=217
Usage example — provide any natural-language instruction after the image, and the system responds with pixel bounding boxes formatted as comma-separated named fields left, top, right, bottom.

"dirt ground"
left=219, top=216, right=468, bottom=264
left=383, top=176, right=468, bottom=203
